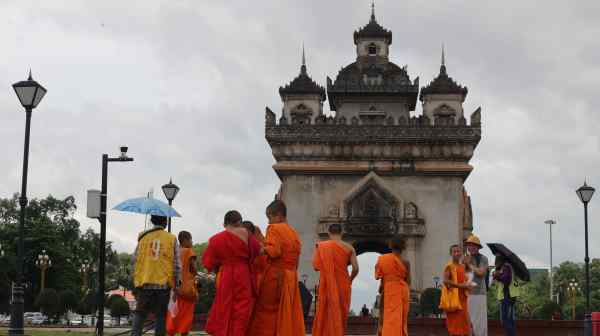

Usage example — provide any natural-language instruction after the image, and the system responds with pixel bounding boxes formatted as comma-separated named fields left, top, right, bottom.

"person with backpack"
left=464, top=234, right=489, bottom=336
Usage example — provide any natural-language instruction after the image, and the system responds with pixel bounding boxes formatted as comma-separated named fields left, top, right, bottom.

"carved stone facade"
left=265, top=8, right=480, bottom=292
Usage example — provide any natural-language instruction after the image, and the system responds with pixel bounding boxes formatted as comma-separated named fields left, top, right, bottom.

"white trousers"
left=468, top=294, right=488, bottom=336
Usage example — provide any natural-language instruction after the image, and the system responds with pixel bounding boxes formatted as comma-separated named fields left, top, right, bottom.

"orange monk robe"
left=375, top=253, right=410, bottom=336
left=247, top=222, right=305, bottom=336
left=202, top=230, right=261, bottom=336
left=312, top=240, right=352, bottom=336
left=166, top=247, right=198, bottom=335
left=252, top=227, right=268, bottom=291
left=445, top=263, right=470, bottom=336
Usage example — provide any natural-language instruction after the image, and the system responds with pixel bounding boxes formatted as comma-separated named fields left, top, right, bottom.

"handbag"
left=438, top=262, right=463, bottom=312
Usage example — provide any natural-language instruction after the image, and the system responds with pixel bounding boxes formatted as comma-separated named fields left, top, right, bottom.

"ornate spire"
left=301, top=43, right=307, bottom=75
left=420, top=46, right=468, bottom=101
left=280, top=46, right=326, bottom=100
left=371, top=0, right=376, bottom=22
left=353, top=1, right=392, bottom=45
left=28, top=69, right=33, bottom=80
left=440, top=44, right=447, bottom=75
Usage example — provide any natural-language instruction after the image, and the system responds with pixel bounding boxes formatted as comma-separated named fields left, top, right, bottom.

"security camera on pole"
left=87, top=146, right=133, bottom=336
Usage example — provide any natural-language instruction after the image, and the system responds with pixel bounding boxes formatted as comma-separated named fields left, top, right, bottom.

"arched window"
left=368, top=43, right=377, bottom=56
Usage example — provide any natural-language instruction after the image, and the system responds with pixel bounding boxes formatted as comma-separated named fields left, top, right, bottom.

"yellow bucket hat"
left=464, top=234, right=483, bottom=248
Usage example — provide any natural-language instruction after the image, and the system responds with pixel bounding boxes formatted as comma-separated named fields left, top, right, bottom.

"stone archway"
left=353, top=240, right=391, bottom=256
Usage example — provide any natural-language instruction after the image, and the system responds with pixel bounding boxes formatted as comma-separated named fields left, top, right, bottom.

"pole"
left=550, top=222, right=553, bottom=302
left=41, top=267, right=46, bottom=292
left=97, top=154, right=108, bottom=336
left=167, top=199, right=172, bottom=233
left=9, top=109, right=32, bottom=336
left=584, top=202, right=591, bottom=336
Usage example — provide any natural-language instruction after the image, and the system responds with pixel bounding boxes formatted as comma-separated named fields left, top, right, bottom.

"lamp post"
left=35, top=250, right=51, bottom=293
left=9, top=71, right=47, bottom=336
left=161, top=178, right=180, bottom=233
left=576, top=181, right=595, bottom=336
left=544, top=219, right=556, bottom=302
left=79, top=260, right=91, bottom=292
left=96, top=147, right=133, bottom=336
left=568, top=279, right=580, bottom=321
left=0, top=243, right=4, bottom=258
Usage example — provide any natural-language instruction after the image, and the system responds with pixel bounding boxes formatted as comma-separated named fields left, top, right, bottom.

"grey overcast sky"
left=1, top=0, right=599, bottom=312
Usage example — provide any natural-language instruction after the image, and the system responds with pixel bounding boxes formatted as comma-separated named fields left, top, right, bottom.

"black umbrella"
left=487, top=243, right=530, bottom=282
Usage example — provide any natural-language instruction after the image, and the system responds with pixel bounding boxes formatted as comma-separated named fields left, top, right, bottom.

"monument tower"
left=265, top=6, right=481, bottom=291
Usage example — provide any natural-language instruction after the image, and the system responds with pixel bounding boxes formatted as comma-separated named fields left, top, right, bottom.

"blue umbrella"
left=112, top=197, right=181, bottom=217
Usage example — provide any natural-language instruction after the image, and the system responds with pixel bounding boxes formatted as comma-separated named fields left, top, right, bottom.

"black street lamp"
left=9, top=71, right=47, bottom=336
left=576, top=181, right=595, bottom=336
left=161, top=178, right=180, bottom=233
left=96, top=147, right=133, bottom=336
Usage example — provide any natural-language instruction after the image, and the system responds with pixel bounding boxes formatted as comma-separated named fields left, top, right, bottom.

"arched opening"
left=368, top=43, right=377, bottom=56
left=349, top=239, right=390, bottom=316
left=350, top=252, right=380, bottom=316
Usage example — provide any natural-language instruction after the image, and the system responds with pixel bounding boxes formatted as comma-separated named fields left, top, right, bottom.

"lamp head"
left=13, top=70, right=47, bottom=110
left=576, top=182, right=595, bottom=204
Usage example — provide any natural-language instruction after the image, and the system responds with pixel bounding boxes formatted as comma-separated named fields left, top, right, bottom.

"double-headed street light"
left=576, top=181, right=595, bottom=336
left=9, top=71, right=47, bottom=336
left=161, top=178, right=180, bottom=233
left=35, top=250, right=51, bottom=293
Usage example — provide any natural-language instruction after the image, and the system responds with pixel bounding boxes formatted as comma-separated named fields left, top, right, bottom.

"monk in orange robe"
left=247, top=200, right=305, bottom=336
left=312, top=223, right=359, bottom=336
left=202, top=210, right=261, bottom=336
left=443, top=244, right=472, bottom=336
left=166, top=231, right=198, bottom=336
left=375, top=235, right=411, bottom=336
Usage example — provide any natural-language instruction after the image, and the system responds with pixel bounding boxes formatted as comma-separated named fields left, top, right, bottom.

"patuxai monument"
left=265, top=8, right=481, bottom=292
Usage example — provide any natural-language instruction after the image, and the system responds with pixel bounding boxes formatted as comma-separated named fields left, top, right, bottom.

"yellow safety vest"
left=134, top=228, right=176, bottom=288
left=496, top=264, right=522, bottom=300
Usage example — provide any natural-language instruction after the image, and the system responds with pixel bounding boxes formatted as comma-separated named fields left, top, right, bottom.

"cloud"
left=1, top=0, right=599, bottom=311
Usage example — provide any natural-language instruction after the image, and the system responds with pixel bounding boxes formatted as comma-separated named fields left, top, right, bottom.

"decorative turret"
left=353, top=2, right=392, bottom=60
left=278, top=47, right=326, bottom=125
left=420, top=46, right=469, bottom=125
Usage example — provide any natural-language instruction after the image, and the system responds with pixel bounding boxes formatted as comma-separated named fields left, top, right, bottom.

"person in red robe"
left=202, top=210, right=261, bottom=336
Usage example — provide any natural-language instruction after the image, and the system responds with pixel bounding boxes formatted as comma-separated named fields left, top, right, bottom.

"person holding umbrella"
left=492, top=254, right=520, bottom=336
left=131, top=215, right=181, bottom=336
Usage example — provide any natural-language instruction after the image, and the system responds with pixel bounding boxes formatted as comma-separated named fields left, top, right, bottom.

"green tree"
left=59, top=289, right=79, bottom=320
left=0, top=195, right=117, bottom=312
left=36, top=288, right=60, bottom=319
left=76, top=292, right=97, bottom=316
left=108, top=294, right=130, bottom=326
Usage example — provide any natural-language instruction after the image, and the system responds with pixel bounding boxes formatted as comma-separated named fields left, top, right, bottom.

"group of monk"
left=200, top=199, right=415, bottom=336
left=131, top=201, right=496, bottom=336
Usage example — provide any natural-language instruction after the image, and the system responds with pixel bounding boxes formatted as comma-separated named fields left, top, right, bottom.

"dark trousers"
left=131, top=288, right=170, bottom=336
left=500, top=298, right=516, bottom=336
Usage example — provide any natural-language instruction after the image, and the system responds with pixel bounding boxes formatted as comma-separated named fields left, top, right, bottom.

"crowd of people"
left=129, top=199, right=521, bottom=336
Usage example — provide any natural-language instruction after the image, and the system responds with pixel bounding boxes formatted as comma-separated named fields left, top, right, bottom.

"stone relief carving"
left=405, top=202, right=418, bottom=219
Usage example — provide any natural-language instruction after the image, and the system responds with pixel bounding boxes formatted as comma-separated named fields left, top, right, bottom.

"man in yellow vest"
left=131, top=215, right=181, bottom=336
